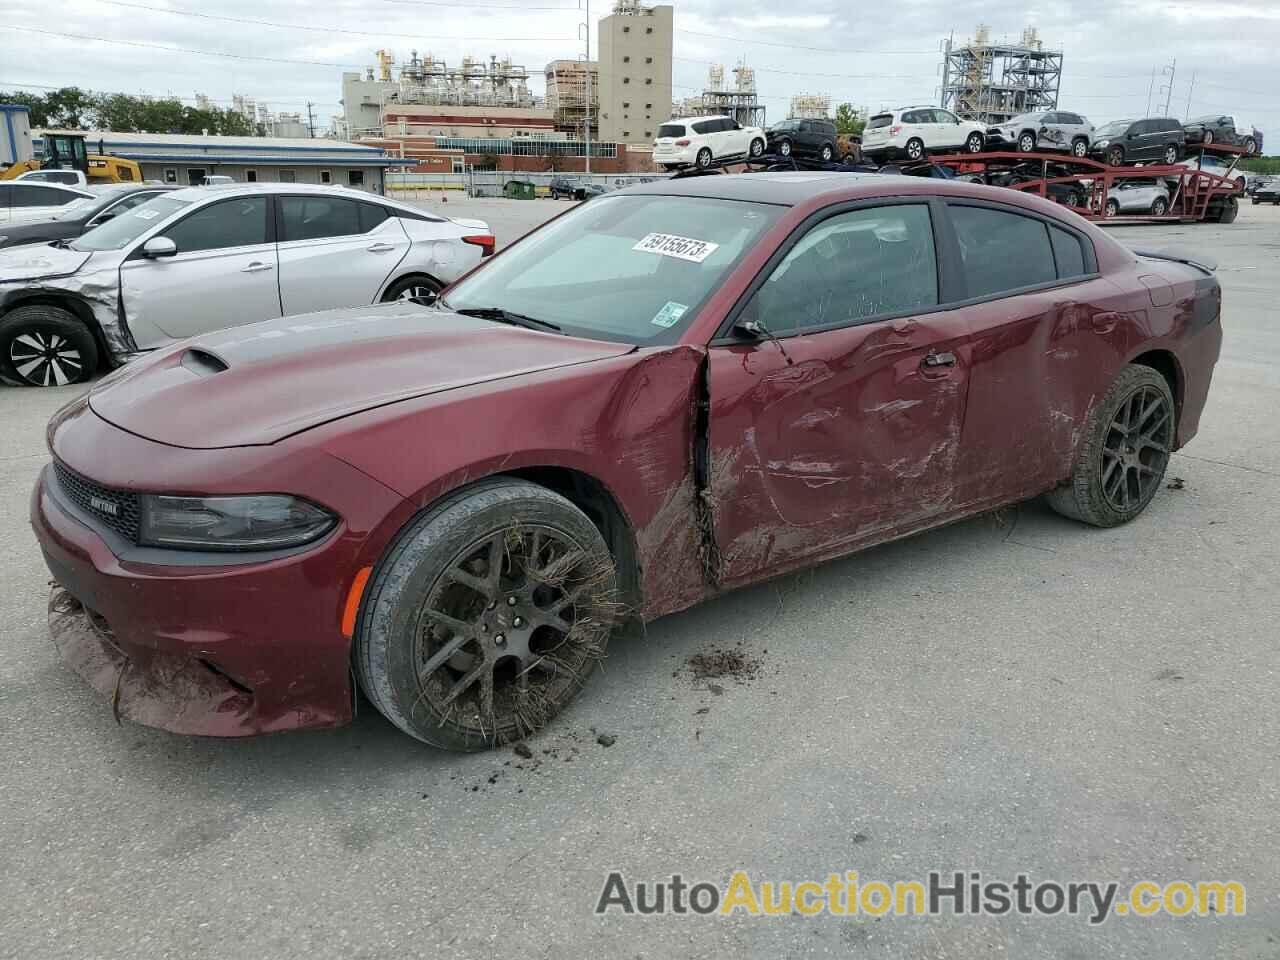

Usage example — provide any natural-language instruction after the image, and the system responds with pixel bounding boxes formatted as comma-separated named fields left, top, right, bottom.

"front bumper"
left=30, top=401, right=406, bottom=737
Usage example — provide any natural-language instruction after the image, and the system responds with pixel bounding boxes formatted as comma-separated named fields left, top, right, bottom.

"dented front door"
left=707, top=310, right=971, bottom=586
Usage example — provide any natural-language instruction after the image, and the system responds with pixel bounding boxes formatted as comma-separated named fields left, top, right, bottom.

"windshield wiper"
left=454, top=306, right=561, bottom=333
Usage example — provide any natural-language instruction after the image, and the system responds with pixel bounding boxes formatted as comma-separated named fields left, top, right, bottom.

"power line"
left=377, top=0, right=578, bottom=8
left=0, top=80, right=337, bottom=108
left=89, top=0, right=577, bottom=43
left=675, top=29, right=935, bottom=55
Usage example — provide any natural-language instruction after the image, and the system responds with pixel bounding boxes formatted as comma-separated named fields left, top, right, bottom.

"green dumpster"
left=503, top=179, right=536, bottom=200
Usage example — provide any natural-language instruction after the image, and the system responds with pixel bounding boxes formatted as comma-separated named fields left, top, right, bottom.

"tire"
left=0, top=304, right=98, bottom=387
left=966, top=132, right=985, bottom=153
left=820, top=143, right=834, bottom=162
left=1235, top=177, right=1246, bottom=194
left=1151, top=196, right=1168, bottom=216
left=1072, top=138, right=1089, bottom=158
left=382, top=275, right=443, bottom=304
left=1254, top=198, right=1262, bottom=205
left=905, top=137, right=925, bottom=161
left=1243, top=137, right=1257, bottom=155
left=778, top=139, right=792, bottom=157
left=1106, top=145, right=1125, bottom=167
left=1018, top=132, right=1036, bottom=153
left=1217, top=196, right=1239, bottom=223
left=1105, top=198, right=1120, bottom=217
left=695, top=147, right=713, bottom=169
left=749, top=137, right=764, bottom=158
left=1163, top=144, right=1179, bottom=165
left=354, top=478, right=620, bottom=751
left=1045, top=365, right=1175, bottom=527
left=841, top=153, right=855, bottom=165
left=1202, top=130, right=1214, bottom=145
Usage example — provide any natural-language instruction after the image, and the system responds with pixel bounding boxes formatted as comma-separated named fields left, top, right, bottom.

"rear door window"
left=751, top=204, right=938, bottom=334
left=948, top=205, right=1058, bottom=298
left=280, top=196, right=363, bottom=241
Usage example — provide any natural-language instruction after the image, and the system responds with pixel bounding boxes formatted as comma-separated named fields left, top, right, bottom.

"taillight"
left=463, top=234, right=496, bottom=257
left=890, top=125, right=902, bottom=136
left=675, top=138, right=691, bottom=146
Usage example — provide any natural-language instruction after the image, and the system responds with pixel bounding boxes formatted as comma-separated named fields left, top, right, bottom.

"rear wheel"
left=0, top=304, right=98, bottom=387
left=1202, top=130, right=1214, bottom=145
left=1018, top=132, right=1036, bottom=153
left=695, top=147, right=713, bottom=169
left=905, top=137, right=925, bottom=161
left=966, top=132, right=985, bottom=153
left=354, top=478, right=621, bottom=751
left=819, top=143, right=834, bottom=162
left=841, top=153, right=855, bottom=165
left=1072, top=137, right=1089, bottom=158
left=1046, top=365, right=1175, bottom=527
left=778, top=139, right=793, bottom=157
left=382, top=275, right=443, bottom=304
left=1163, top=144, right=1179, bottom=165
left=1243, top=137, right=1258, bottom=155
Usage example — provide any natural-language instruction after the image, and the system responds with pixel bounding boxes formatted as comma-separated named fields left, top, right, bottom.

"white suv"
left=861, top=106, right=987, bottom=162
left=653, top=115, right=767, bottom=171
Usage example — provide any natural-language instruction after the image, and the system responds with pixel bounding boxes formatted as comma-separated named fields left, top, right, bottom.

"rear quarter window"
left=867, top=114, right=893, bottom=129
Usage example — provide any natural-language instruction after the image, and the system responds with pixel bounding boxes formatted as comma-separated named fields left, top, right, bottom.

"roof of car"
left=668, top=115, right=730, bottom=124
left=159, top=182, right=448, bottom=222
left=619, top=171, right=912, bottom=205
left=0, top=180, right=93, bottom=195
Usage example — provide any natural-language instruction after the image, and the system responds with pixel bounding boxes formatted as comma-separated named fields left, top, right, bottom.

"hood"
left=88, top=302, right=636, bottom=449
left=0, top=243, right=92, bottom=282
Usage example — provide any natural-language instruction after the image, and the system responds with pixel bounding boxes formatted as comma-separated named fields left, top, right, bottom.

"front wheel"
left=1045, top=365, right=1175, bottom=527
left=695, top=147, right=713, bottom=169
left=1105, top=198, right=1120, bottom=217
left=1151, top=196, right=1168, bottom=216
left=383, top=275, right=443, bottom=304
left=1243, top=137, right=1258, bottom=155
left=1072, top=138, right=1089, bottom=157
left=1202, top=130, right=1214, bottom=145
left=0, top=304, right=98, bottom=387
left=1106, top=145, right=1125, bottom=167
left=354, top=478, right=621, bottom=750
left=819, top=143, right=834, bottom=162
left=778, top=139, right=792, bottom=157
left=748, top=137, right=764, bottom=158
left=841, top=153, right=855, bottom=165
left=966, top=132, right=985, bottom=153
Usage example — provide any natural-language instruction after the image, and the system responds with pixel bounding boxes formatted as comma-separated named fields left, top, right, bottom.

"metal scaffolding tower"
left=940, top=25, right=1062, bottom=124
left=688, top=61, right=766, bottom=127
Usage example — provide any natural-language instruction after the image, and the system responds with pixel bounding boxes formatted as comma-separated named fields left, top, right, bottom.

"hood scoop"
left=180, top=348, right=229, bottom=376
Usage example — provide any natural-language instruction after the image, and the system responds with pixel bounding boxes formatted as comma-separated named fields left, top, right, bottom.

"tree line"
left=1, top=87, right=257, bottom=136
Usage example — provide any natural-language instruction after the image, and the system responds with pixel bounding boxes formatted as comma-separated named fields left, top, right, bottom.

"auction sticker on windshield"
left=633, top=233, right=720, bottom=263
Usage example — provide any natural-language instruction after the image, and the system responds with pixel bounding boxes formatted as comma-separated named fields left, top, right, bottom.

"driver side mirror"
left=142, top=236, right=177, bottom=258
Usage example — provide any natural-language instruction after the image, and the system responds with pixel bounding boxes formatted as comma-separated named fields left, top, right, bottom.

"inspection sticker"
left=633, top=232, right=719, bottom=263
left=651, top=301, right=689, bottom=328
left=133, top=209, right=162, bottom=220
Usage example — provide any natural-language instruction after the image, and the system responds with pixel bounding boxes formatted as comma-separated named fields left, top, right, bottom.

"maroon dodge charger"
left=32, top=173, right=1222, bottom=750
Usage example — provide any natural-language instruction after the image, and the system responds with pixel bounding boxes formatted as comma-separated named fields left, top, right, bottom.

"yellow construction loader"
left=1, top=131, right=142, bottom=183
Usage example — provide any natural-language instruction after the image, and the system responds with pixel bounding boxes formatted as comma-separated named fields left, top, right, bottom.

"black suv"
left=766, top=119, right=839, bottom=162
left=1089, top=118, right=1185, bottom=166
left=548, top=177, right=581, bottom=200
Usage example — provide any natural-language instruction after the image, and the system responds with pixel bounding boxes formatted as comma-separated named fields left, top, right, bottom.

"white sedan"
left=0, top=183, right=492, bottom=386
left=0, top=180, right=94, bottom=225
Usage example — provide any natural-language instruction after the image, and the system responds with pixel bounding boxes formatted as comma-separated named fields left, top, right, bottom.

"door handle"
left=923, top=351, right=956, bottom=368
left=241, top=261, right=273, bottom=273
left=1091, top=311, right=1120, bottom=334
left=367, top=242, right=397, bottom=253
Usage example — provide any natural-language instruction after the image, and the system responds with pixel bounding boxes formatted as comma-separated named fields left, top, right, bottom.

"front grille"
left=53, top=461, right=141, bottom=542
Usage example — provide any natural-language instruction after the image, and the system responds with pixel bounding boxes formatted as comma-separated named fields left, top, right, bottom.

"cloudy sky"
left=2, top=0, right=1277, bottom=135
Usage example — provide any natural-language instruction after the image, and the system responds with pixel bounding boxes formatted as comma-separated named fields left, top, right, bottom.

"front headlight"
left=139, top=494, right=337, bottom=551
left=1095, top=139, right=1109, bottom=148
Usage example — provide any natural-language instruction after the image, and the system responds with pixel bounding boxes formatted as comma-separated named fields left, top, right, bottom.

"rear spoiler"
left=1132, top=245, right=1217, bottom=275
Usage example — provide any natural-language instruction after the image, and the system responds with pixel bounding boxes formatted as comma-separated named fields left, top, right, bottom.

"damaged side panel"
left=703, top=313, right=972, bottom=587
left=0, top=260, right=137, bottom=358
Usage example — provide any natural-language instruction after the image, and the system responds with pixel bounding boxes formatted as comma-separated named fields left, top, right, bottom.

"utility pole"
left=582, top=0, right=591, bottom=174
left=1184, top=70, right=1196, bottom=120
left=1160, top=58, right=1176, bottom=117
left=1145, top=65, right=1156, bottom=117
left=306, top=101, right=316, bottom=138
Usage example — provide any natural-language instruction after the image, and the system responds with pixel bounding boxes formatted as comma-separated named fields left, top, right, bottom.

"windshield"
left=49, top=197, right=95, bottom=219
left=441, top=194, right=782, bottom=345
left=1094, top=121, right=1131, bottom=137
left=70, top=196, right=191, bottom=251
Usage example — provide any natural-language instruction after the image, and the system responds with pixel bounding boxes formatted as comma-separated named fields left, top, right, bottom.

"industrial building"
left=44, top=131, right=398, bottom=191
left=597, top=0, right=674, bottom=144
left=940, top=25, right=1063, bottom=124
left=678, top=62, right=766, bottom=129
left=545, top=59, right=599, bottom=140
left=789, top=94, right=832, bottom=120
